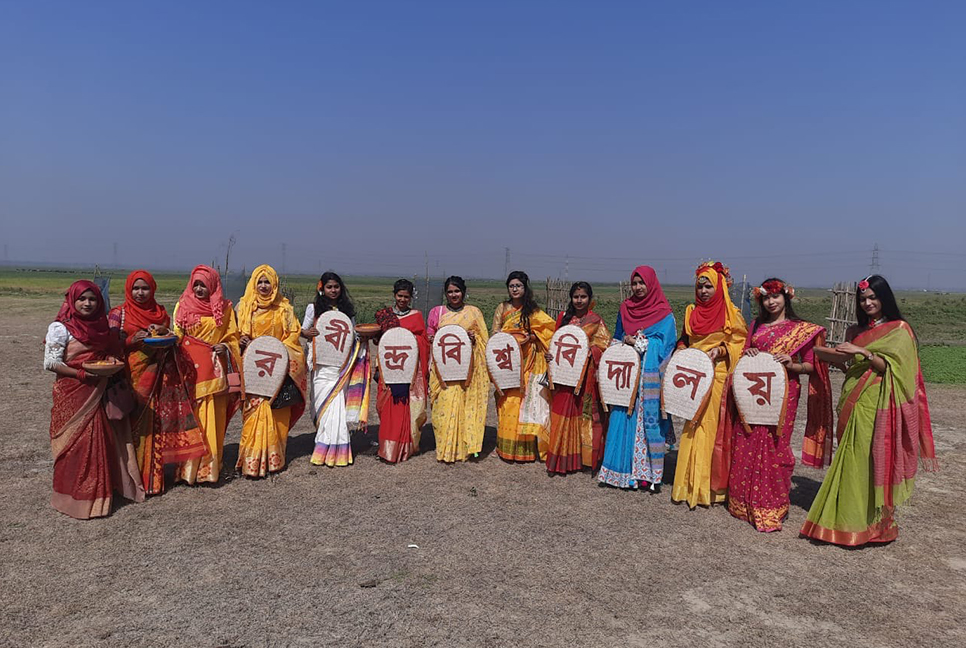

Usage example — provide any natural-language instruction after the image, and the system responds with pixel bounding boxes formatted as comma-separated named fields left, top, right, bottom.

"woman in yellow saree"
left=236, top=265, right=307, bottom=477
left=173, top=265, right=243, bottom=485
left=428, top=276, right=490, bottom=463
left=671, top=261, right=746, bottom=508
left=491, top=271, right=556, bottom=462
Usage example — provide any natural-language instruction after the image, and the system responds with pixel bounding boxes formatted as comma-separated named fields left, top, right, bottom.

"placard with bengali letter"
left=485, top=332, right=522, bottom=390
left=379, top=327, right=420, bottom=385
left=548, top=324, right=590, bottom=388
left=312, top=311, right=355, bottom=368
left=661, top=347, right=715, bottom=420
left=242, top=336, right=289, bottom=399
left=731, top=352, right=788, bottom=426
left=432, top=324, right=473, bottom=382
left=597, top=344, right=640, bottom=408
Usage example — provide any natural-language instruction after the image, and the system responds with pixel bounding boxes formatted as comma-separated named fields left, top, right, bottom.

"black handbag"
left=271, top=376, right=303, bottom=410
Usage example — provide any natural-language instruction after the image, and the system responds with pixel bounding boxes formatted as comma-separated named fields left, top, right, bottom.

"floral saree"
left=714, top=319, right=832, bottom=532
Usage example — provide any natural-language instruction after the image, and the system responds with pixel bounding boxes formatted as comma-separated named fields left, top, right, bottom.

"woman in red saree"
left=108, top=270, right=206, bottom=494
left=373, top=279, right=429, bottom=463
left=545, top=282, right=611, bottom=474
left=712, top=278, right=832, bottom=532
left=44, top=280, right=144, bottom=519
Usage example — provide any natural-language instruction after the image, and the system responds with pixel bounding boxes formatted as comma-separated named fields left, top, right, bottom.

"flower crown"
left=752, top=279, right=794, bottom=300
left=696, top=261, right=734, bottom=288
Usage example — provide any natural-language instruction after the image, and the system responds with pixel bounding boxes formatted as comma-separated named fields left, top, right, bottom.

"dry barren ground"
left=1, top=295, right=964, bottom=648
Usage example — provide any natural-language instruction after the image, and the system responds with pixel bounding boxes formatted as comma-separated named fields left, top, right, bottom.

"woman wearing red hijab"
left=172, top=265, right=242, bottom=485
left=598, top=267, right=678, bottom=490
left=108, top=270, right=206, bottom=495
left=670, top=262, right=747, bottom=508
left=43, top=280, right=144, bottom=518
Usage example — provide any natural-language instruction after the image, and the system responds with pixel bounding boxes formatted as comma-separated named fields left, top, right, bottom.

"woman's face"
left=256, top=275, right=273, bottom=296
left=446, top=284, right=464, bottom=307
left=192, top=280, right=210, bottom=300
left=131, top=278, right=152, bottom=304
left=696, top=277, right=715, bottom=303
left=394, top=289, right=412, bottom=311
left=507, top=278, right=525, bottom=302
left=74, top=289, right=99, bottom=317
left=762, top=291, right=786, bottom=318
left=571, top=288, right=590, bottom=312
left=323, top=279, right=341, bottom=300
left=631, top=275, right=647, bottom=299
left=858, top=288, right=883, bottom=320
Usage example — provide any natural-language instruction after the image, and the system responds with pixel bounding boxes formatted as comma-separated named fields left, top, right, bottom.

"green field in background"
left=2, top=266, right=964, bottom=383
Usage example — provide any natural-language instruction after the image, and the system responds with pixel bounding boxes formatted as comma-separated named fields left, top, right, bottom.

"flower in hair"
left=858, top=279, right=870, bottom=291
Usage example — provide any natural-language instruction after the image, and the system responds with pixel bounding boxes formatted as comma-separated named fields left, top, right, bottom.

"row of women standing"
left=43, top=263, right=937, bottom=549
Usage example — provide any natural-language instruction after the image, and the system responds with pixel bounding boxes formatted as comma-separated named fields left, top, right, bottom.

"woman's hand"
left=834, top=342, right=865, bottom=357
left=467, top=331, right=477, bottom=344
left=742, top=347, right=759, bottom=357
left=213, top=343, right=228, bottom=355
left=302, top=327, right=319, bottom=338
left=707, top=347, right=723, bottom=361
left=132, top=330, right=149, bottom=344
left=544, top=351, right=553, bottom=363
left=773, top=353, right=793, bottom=367
left=240, top=334, right=252, bottom=349
left=623, top=335, right=635, bottom=346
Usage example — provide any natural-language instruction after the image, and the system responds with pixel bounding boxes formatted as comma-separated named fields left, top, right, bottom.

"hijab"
left=121, top=270, right=169, bottom=332
left=685, top=261, right=742, bottom=336
left=619, top=265, right=673, bottom=335
left=175, top=265, right=227, bottom=329
left=236, top=264, right=288, bottom=333
left=56, top=280, right=115, bottom=350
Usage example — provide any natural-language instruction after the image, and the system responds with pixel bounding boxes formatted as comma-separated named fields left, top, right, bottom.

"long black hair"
left=754, top=277, right=800, bottom=326
left=442, top=276, right=467, bottom=303
left=505, top=270, right=540, bottom=331
left=855, top=274, right=905, bottom=327
left=562, top=281, right=593, bottom=323
left=314, top=271, right=355, bottom=319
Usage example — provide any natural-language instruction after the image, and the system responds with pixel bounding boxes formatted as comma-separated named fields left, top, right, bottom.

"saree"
left=598, top=312, right=677, bottom=488
left=304, top=304, right=371, bottom=467
left=47, top=311, right=145, bottom=519
left=173, top=302, right=242, bottom=484
left=375, top=309, right=429, bottom=463
left=546, top=310, right=610, bottom=474
left=491, top=302, right=556, bottom=462
left=428, top=305, right=489, bottom=463
left=801, top=321, right=937, bottom=546
left=236, top=266, right=307, bottom=477
left=715, top=319, right=832, bottom=532
left=109, top=290, right=206, bottom=495
left=671, top=263, right=747, bottom=508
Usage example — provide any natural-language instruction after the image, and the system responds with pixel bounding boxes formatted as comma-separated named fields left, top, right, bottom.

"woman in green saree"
left=801, top=275, right=937, bottom=546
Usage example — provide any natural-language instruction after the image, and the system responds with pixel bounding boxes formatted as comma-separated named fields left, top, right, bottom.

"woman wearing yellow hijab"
left=236, top=265, right=307, bottom=477
left=671, top=261, right=747, bottom=508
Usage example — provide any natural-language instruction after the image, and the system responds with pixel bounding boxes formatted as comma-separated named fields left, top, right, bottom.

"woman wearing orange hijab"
left=172, top=265, right=242, bottom=485
left=671, top=262, right=747, bottom=508
left=108, top=270, right=206, bottom=494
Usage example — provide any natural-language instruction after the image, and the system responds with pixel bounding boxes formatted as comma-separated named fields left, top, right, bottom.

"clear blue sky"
left=2, top=1, right=964, bottom=289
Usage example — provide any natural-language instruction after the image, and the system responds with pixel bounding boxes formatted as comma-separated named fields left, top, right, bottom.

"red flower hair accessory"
left=696, top=260, right=734, bottom=287
left=858, top=279, right=870, bottom=291
left=752, top=280, right=794, bottom=300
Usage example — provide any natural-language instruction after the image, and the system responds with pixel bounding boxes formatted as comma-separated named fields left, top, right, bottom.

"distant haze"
left=2, top=2, right=964, bottom=290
